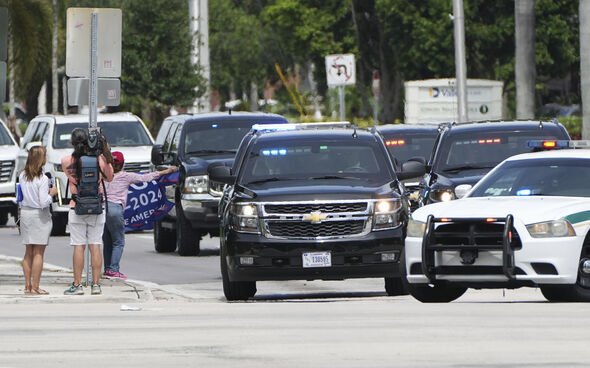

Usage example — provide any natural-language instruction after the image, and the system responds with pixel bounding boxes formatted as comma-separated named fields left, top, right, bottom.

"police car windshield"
left=183, top=121, right=269, bottom=156
left=470, top=158, right=590, bottom=198
left=240, top=139, right=393, bottom=185
left=383, top=133, right=436, bottom=163
left=53, top=121, right=152, bottom=148
left=436, top=131, right=563, bottom=173
left=0, top=123, right=13, bottom=146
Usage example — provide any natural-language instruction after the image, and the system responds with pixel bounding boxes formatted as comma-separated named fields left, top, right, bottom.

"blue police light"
left=261, top=148, right=288, bottom=156
left=516, top=189, right=532, bottom=196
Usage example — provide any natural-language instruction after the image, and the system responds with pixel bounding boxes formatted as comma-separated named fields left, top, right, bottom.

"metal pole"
left=338, top=85, right=345, bottom=121
left=52, top=0, right=58, bottom=113
left=452, top=0, right=468, bottom=123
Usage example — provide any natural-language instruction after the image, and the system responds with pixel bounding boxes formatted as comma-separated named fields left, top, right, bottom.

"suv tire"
left=0, top=210, right=8, bottom=226
left=176, top=203, right=201, bottom=256
left=221, top=251, right=256, bottom=301
left=51, top=213, right=67, bottom=236
left=154, top=220, right=176, bottom=253
left=384, top=277, right=408, bottom=296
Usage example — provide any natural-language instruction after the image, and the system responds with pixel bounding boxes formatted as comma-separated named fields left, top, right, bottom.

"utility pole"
left=515, top=0, right=536, bottom=120
left=52, top=0, right=58, bottom=113
left=189, top=0, right=210, bottom=112
left=452, top=0, right=468, bottom=123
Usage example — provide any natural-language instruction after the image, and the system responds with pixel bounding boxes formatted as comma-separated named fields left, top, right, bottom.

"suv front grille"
left=261, top=200, right=372, bottom=239
left=124, top=161, right=152, bottom=173
left=0, top=160, right=15, bottom=183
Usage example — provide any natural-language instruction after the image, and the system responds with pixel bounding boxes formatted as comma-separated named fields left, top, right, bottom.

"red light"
left=485, top=218, right=497, bottom=223
left=543, top=141, right=557, bottom=148
left=386, top=139, right=406, bottom=146
left=440, top=218, right=451, bottom=222
left=478, top=138, right=501, bottom=144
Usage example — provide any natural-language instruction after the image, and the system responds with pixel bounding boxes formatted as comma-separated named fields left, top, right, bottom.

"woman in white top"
left=19, top=146, right=57, bottom=295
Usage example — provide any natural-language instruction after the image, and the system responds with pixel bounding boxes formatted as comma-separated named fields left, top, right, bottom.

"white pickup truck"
left=0, top=119, right=19, bottom=226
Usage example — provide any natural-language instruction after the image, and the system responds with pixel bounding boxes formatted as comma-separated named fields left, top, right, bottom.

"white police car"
left=404, top=142, right=590, bottom=302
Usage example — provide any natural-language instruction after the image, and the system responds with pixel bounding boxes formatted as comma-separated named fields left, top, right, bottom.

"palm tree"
left=0, top=0, right=52, bottom=120
left=515, top=0, right=536, bottom=119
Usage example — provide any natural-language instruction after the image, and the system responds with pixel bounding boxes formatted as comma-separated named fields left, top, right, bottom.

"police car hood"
left=413, top=196, right=590, bottom=225
left=242, top=180, right=396, bottom=201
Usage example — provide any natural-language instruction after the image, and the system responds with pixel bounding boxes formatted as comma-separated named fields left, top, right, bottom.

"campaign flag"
left=124, top=172, right=179, bottom=232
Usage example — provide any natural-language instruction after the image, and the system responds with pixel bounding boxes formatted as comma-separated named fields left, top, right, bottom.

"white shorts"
left=68, top=209, right=106, bottom=246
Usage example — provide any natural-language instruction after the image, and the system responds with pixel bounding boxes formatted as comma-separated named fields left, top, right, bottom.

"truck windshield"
left=382, top=133, right=437, bottom=163
left=470, top=158, right=590, bottom=198
left=0, top=123, right=14, bottom=146
left=240, top=140, right=393, bottom=185
left=53, top=121, right=152, bottom=149
left=435, top=131, right=563, bottom=173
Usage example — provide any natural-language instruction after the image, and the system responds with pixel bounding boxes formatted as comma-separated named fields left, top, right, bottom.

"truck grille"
left=0, top=160, right=15, bottom=183
left=267, top=220, right=366, bottom=238
left=261, top=200, right=371, bottom=239
left=209, top=180, right=225, bottom=197
left=124, top=161, right=152, bottom=173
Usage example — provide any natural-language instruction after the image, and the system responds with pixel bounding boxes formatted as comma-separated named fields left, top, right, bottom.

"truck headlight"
left=372, top=199, right=401, bottom=230
left=526, top=219, right=576, bottom=238
left=407, top=219, right=426, bottom=237
left=429, top=188, right=455, bottom=202
left=183, top=175, right=208, bottom=194
left=231, top=203, right=260, bottom=233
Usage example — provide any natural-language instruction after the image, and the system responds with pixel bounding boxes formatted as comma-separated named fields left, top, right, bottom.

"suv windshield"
left=183, top=120, right=282, bottom=155
left=240, top=139, right=393, bottom=184
left=53, top=121, right=152, bottom=149
left=435, top=131, right=562, bottom=173
left=0, top=123, right=14, bottom=146
left=383, top=133, right=437, bottom=163
left=470, top=158, right=590, bottom=198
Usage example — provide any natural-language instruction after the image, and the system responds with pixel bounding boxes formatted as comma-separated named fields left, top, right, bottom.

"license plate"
left=302, top=251, right=332, bottom=268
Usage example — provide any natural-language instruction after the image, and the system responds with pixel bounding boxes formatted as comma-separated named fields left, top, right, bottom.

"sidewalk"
left=0, top=255, right=156, bottom=304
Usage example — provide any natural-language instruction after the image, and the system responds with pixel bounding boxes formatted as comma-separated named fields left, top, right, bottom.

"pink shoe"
left=103, top=270, right=117, bottom=278
left=113, top=271, right=127, bottom=280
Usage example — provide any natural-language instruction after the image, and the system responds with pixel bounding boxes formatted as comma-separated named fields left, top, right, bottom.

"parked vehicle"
left=17, top=113, right=154, bottom=235
left=0, top=119, right=19, bottom=225
left=150, top=111, right=289, bottom=256
left=210, top=123, right=425, bottom=301
left=405, top=145, right=590, bottom=302
left=418, top=120, right=571, bottom=206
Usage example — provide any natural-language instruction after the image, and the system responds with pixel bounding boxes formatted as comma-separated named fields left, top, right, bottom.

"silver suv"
left=0, top=119, right=19, bottom=226
left=17, top=113, right=154, bottom=235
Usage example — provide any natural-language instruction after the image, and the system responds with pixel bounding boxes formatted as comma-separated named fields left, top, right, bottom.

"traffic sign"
left=325, top=54, right=356, bottom=87
left=66, top=8, right=122, bottom=77
left=67, top=77, right=120, bottom=106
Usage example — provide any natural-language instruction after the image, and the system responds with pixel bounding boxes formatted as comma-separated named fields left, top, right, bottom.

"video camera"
left=87, top=127, right=107, bottom=157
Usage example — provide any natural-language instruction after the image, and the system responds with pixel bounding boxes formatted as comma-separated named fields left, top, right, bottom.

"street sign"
left=325, top=54, right=356, bottom=87
left=66, top=8, right=122, bottom=77
left=0, top=61, right=5, bottom=102
left=67, top=77, right=120, bottom=106
left=0, top=8, right=7, bottom=62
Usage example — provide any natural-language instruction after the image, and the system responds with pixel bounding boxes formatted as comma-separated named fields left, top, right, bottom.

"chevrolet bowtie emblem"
left=303, top=211, right=328, bottom=224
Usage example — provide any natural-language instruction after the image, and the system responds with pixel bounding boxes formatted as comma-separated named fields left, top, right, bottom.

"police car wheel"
left=220, top=249, right=256, bottom=301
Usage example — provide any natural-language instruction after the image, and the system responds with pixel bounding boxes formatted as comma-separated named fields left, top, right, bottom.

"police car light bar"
left=527, top=140, right=590, bottom=150
left=252, top=121, right=351, bottom=133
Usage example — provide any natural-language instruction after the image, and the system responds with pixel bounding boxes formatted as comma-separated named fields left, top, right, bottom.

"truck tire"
left=154, top=221, right=176, bottom=253
left=221, top=251, right=256, bottom=301
left=401, top=249, right=466, bottom=303
left=176, top=204, right=201, bottom=256
left=51, top=213, right=67, bottom=236
left=0, top=210, right=8, bottom=226
left=384, top=277, right=408, bottom=296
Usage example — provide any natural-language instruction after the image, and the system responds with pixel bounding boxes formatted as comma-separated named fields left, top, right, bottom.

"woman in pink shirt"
left=103, top=151, right=177, bottom=279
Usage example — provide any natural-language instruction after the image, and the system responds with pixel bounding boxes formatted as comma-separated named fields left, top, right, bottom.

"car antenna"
left=538, top=120, right=543, bottom=129
left=352, top=127, right=358, bottom=138
left=228, top=108, right=232, bottom=115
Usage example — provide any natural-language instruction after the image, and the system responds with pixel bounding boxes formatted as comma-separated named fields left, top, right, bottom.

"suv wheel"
left=51, top=213, right=67, bottom=236
left=0, top=210, right=8, bottom=226
left=176, top=204, right=201, bottom=256
left=154, top=220, right=176, bottom=253
left=221, top=251, right=256, bottom=301
left=384, top=277, right=408, bottom=296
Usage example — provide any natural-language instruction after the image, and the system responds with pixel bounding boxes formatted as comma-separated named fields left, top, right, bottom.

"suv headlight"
left=231, top=203, right=260, bottom=233
left=372, top=199, right=401, bottom=230
left=407, top=219, right=426, bottom=237
left=183, top=175, right=208, bottom=194
left=526, top=219, right=576, bottom=238
left=429, top=188, right=455, bottom=203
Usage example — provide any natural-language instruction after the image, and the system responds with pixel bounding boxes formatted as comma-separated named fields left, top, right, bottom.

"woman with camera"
left=19, top=146, right=57, bottom=295
left=61, top=128, right=114, bottom=296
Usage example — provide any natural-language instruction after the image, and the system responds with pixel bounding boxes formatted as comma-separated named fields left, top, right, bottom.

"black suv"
left=209, top=123, right=425, bottom=300
left=151, top=111, right=288, bottom=256
left=418, top=120, right=571, bottom=206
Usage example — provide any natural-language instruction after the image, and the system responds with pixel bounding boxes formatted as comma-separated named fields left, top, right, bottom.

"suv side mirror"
left=208, top=165, right=235, bottom=185
left=397, top=160, right=426, bottom=181
left=151, top=145, right=177, bottom=165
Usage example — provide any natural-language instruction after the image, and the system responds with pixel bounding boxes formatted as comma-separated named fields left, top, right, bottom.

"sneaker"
left=113, top=271, right=127, bottom=280
left=64, top=283, right=84, bottom=295
left=103, top=270, right=116, bottom=278
left=91, top=284, right=102, bottom=295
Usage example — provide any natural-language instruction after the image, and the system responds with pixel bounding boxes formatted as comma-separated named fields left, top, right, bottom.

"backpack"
left=74, top=156, right=103, bottom=215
